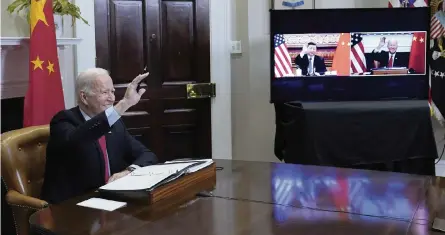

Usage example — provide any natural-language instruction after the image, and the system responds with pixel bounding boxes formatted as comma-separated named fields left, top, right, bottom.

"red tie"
left=98, top=136, right=110, bottom=182
left=388, top=55, right=393, bottom=68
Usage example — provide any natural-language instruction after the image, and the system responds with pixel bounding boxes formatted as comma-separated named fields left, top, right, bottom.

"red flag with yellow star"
left=24, top=0, right=65, bottom=127
left=408, top=32, right=426, bottom=74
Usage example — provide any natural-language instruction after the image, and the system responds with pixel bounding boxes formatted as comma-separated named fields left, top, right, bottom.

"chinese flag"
left=331, top=33, right=351, bottom=76
left=408, top=32, right=426, bottom=74
left=23, top=0, right=65, bottom=127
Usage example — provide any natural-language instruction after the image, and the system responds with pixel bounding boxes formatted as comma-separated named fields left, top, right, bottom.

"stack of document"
left=99, top=159, right=214, bottom=191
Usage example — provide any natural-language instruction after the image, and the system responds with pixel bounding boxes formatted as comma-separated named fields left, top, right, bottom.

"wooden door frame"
left=73, top=0, right=233, bottom=160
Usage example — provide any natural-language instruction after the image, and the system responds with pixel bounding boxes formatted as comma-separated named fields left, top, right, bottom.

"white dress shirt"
left=79, top=106, right=140, bottom=178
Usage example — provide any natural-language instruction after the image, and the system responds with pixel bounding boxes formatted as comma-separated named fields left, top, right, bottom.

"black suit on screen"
left=294, top=54, right=327, bottom=76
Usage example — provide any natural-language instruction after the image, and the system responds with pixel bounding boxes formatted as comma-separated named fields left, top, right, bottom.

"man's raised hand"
left=115, top=72, right=149, bottom=115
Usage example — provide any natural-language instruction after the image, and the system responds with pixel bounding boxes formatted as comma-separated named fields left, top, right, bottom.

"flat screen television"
left=270, top=7, right=430, bottom=103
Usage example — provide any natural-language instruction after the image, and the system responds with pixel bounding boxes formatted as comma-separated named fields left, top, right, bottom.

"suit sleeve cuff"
left=105, top=106, right=121, bottom=127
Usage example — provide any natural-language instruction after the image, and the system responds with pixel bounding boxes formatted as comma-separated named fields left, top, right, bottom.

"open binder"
left=98, top=159, right=216, bottom=204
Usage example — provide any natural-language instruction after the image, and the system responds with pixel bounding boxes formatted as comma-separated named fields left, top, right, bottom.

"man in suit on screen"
left=41, top=68, right=158, bottom=204
left=294, top=42, right=327, bottom=76
left=371, top=37, right=410, bottom=68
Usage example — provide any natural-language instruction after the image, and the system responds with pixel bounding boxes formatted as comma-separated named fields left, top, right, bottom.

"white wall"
left=1, top=0, right=77, bottom=108
left=230, top=0, right=277, bottom=162
left=229, top=0, right=398, bottom=163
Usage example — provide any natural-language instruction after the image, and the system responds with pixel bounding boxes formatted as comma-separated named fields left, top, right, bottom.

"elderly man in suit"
left=294, top=42, right=327, bottom=76
left=41, top=68, right=158, bottom=204
left=371, top=37, right=410, bottom=69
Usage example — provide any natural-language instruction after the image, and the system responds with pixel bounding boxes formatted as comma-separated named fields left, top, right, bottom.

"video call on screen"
left=274, top=31, right=427, bottom=79
left=269, top=8, right=430, bottom=102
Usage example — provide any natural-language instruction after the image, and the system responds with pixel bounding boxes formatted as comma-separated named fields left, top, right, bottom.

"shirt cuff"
left=127, top=164, right=140, bottom=172
left=105, top=106, right=121, bottom=127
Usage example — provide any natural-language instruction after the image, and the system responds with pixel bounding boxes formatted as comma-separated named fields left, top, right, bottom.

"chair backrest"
left=1, top=125, right=49, bottom=198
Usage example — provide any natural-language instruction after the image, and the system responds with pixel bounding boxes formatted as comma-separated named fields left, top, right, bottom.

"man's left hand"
left=107, top=170, right=131, bottom=183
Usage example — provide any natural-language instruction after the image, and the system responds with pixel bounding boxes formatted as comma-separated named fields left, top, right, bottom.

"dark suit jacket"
left=294, top=54, right=327, bottom=75
left=372, top=50, right=410, bottom=68
left=41, top=106, right=158, bottom=204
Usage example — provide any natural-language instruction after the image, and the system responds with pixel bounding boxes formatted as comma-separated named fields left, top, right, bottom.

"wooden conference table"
left=30, top=160, right=445, bottom=235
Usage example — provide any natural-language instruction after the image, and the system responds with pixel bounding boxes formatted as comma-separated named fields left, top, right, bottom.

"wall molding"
left=0, top=38, right=80, bottom=100
left=1, top=37, right=82, bottom=49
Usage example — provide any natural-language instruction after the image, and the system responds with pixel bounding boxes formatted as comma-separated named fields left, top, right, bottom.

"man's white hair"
left=75, top=68, right=109, bottom=99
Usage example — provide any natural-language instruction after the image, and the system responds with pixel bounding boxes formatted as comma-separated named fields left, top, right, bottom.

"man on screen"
left=294, top=42, right=327, bottom=76
left=371, top=37, right=409, bottom=68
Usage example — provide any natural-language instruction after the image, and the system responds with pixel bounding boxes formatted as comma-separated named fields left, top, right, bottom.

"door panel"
left=163, top=125, right=197, bottom=160
left=161, top=2, right=194, bottom=81
left=109, top=0, right=145, bottom=83
left=95, top=0, right=212, bottom=162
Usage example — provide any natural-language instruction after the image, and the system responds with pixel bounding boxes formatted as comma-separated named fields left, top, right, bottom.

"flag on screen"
left=274, top=34, right=293, bottom=78
left=331, top=33, right=351, bottom=76
left=408, top=32, right=427, bottom=74
left=350, top=33, right=367, bottom=74
left=24, top=0, right=65, bottom=127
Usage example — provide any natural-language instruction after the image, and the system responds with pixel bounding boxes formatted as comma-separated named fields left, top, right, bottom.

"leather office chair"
left=1, top=125, right=50, bottom=235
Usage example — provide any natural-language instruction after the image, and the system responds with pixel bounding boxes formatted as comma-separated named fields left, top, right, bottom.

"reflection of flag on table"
left=408, top=32, right=426, bottom=74
left=274, top=34, right=293, bottom=78
left=350, top=33, right=367, bottom=74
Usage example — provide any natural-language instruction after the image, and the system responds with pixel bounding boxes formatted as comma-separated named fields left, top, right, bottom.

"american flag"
left=350, top=33, right=367, bottom=74
left=388, top=0, right=427, bottom=7
left=431, top=11, right=445, bottom=39
left=274, top=34, right=293, bottom=78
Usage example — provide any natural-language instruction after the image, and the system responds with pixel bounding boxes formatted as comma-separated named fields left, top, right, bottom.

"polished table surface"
left=30, top=160, right=445, bottom=235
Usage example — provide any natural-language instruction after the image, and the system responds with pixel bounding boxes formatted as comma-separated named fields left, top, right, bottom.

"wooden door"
left=94, top=0, right=212, bottom=162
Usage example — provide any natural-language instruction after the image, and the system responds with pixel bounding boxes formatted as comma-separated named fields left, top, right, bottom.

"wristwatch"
left=126, top=166, right=137, bottom=172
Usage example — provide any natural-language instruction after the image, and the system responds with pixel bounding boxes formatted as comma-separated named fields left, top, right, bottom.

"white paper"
left=131, top=162, right=197, bottom=176
left=99, top=162, right=198, bottom=191
left=77, top=198, right=126, bottom=211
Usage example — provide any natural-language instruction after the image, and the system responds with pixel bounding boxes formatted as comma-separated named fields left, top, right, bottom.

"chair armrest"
left=5, top=190, right=49, bottom=210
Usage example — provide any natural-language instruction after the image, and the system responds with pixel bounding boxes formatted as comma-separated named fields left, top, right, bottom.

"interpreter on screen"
left=294, top=42, right=327, bottom=76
